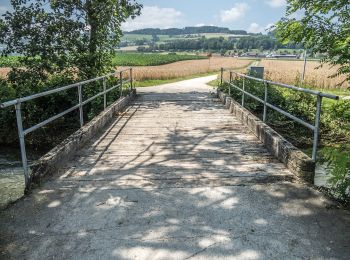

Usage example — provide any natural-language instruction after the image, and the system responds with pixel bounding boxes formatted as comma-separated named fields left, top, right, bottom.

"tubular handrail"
left=221, top=68, right=339, bottom=100
left=0, top=68, right=134, bottom=188
left=220, top=67, right=339, bottom=162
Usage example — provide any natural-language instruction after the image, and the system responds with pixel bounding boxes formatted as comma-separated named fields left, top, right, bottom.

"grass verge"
left=133, top=71, right=219, bottom=87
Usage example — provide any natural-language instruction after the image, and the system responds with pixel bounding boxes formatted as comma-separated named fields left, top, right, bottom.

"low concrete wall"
left=30, top=90, right=136, bottom=187
left=217, top=89, right=315, bottom=183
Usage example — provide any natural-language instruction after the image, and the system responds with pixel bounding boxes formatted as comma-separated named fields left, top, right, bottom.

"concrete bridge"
left=1, top=75, right=349, bottom=259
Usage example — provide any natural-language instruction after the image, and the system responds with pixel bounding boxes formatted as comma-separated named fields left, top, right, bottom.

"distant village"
left=233, top=52, right=301, bottom=59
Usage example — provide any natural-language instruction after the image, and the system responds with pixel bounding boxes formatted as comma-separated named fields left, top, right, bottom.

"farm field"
left=0, top=53, right=208, bottom=77
left=260, top=59, right=350, bottom=91
left=122, top=34, right=197, bottom=42
left=112, top=53, right=206, bottom=66
left=119, top=57, right=256, bottom=81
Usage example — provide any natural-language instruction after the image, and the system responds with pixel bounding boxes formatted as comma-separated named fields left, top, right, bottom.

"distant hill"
left=124, top=26, right=248, bottom=36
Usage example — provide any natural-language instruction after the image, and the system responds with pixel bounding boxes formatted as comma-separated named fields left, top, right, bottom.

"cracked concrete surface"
left=1, top=75, right=349, bottom=259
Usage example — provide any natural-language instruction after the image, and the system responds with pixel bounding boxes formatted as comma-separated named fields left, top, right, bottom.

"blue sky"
left=122, top=0, right=288, bottom=33
left=0, top=0, right=288, bottom=33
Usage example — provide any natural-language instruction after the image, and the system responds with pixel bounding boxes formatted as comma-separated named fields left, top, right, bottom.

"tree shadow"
left=1, top=89, right=350, bottom=259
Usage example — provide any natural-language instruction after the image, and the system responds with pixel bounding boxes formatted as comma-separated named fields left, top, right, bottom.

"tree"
left=275, top=0, right=350, bottom=84
left=0, top=0, right=142, bottom=82
left=0, top=1, right=142, bottom=147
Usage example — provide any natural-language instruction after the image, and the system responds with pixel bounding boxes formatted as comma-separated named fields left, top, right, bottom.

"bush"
left=0, top=72, right=122, bottom=150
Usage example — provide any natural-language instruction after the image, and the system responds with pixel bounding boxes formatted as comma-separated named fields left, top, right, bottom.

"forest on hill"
left=124, top=26, right=248, bottom=35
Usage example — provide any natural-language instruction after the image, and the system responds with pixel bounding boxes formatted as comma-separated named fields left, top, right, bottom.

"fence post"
left=130, top=68, right=133, bottom=91
left=120, top=71, right=123, bottom=97
left=78, top=84, right=84, bottom=127
left=220, top=68, right=223, bottom=86
left=242, top=77, right=245, bottom=107
left=312, top=95, right=322, bottom=161
left=263, top=82, right=268, bottom=122
left=229, top=71, right=232, bottom=96
left=103, top=77, right=107, bottom=109
left=15, top=102, right=29, bottom=189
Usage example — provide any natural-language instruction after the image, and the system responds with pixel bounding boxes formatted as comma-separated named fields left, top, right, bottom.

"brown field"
left=0, top=68, right=11, bottom=78
left=260, top=59, right=349, bottom=90
left=120, top=57, right=255, bottom=81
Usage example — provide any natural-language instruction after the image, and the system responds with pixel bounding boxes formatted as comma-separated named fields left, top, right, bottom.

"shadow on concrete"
left=1, top=89, right=350, bottom=259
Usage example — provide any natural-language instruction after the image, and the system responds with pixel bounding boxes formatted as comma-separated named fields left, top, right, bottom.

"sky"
left=0, top=0, right=288, bottom=33
left=121, top=0, right=288, bottom=33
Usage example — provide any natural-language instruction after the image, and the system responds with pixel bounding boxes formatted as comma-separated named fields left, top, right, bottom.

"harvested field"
left=120, top=57, right=256, bottom=81
left=260, top=59, right=349, bottom=90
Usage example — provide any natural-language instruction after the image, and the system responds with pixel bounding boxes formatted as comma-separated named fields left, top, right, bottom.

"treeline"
left=125, top=26, right=247, bottom=35
left=137, top=35, right=303, bottom=52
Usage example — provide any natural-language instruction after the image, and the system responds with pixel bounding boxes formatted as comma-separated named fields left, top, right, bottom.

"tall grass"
left=261, top=59, right=350, bottom=90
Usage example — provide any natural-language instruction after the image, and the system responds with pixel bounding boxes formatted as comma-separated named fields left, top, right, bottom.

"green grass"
left=0, top=56, right=21, bottom=67
left=121, top=34, right=153, bottom=41
left=134, top=71, right=218, bottom=87
left=207, top=79, right=220, bottom=87
left=112, top=53, right=207, bottom=66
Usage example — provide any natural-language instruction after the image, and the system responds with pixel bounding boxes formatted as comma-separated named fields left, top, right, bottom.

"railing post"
left=312, top=95, right=322, bottom=161
left=220, top=68, right=223, bottom=86
left=78, top=84, right=84, bottom=127
left=120, top=71, right=123, bottom=97
left=229, top=71, right=232, bottom=96
left=103, top=77, right=107, bottom=109
left=130, top=68, right=133, bottom=91
left=242, top=77, right=245, bottom=107
left=263, top=82, right=268, bottom=122
left=15, top=102, right=29, bottom=189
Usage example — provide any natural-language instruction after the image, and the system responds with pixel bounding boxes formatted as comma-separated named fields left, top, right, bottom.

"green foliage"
left=112, top=53, right=206, bottom=66
left=124, top=26, right=248, bottom=36
left=319, top=145, right=350, bottom=200
left=133, top=34, right=303, bottom=53
left=218, top=77, right=350, bottom=201
left=0, top=0, right=141, bottom=148
left=0, top=56, right=20, bottom=67
left=276, top=0, right=350, bottom=84
left=0, top=0, right=142, bottom=80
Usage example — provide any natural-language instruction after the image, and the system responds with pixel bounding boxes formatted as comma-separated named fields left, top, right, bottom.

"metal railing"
left=220, top=68, right=339, bottom=162
left=0, top=68, right=133, bottom=188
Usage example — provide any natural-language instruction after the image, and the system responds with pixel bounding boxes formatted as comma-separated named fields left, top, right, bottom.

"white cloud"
left=220, top=3, right=249, bottom=23
left=248, top=22, right=275, bottom=34
left=248, top=23, right=263, bottom=33
left=195, top=23, right=206, bottom=27
left=122, top=6, right=184, bottom=31
left=265, top=0, right=286, bottom=8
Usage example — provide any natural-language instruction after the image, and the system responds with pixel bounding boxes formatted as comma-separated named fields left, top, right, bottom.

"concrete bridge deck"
left=1, top=76, right=349, bottom=259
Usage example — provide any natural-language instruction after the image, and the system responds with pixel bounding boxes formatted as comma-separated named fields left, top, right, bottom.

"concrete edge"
left=217, top=89, right=315, bottom=183
left=29, top=89, right=137, bottom=187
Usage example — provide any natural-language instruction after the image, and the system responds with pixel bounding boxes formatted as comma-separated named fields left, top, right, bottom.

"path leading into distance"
left=1, top=75, right=349, bottom=259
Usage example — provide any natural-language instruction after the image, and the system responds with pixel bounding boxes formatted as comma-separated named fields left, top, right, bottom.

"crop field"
left=0, top=53, right=208, bottom=77
left=260, top=59, right=350, bottom=91
left=112, top=53, right=206, bottom=66
left=119, top=57, right=256, bottom=81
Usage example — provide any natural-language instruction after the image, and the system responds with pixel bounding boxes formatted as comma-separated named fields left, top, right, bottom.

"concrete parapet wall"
left=30, top=90, right=136, bottom=187
left=217, top=89, right=315, bottom=183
